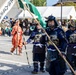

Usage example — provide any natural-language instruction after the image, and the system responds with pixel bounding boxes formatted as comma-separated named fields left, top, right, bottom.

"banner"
left=18, top=0, right=46, bottom=28
left=0, top=0, right=15, bottom=23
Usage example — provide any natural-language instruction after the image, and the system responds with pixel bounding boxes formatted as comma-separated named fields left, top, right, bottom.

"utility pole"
left=61, top=0, right=63, bottom=25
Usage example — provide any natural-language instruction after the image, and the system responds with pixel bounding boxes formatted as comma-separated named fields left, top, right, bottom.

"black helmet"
left=47, top=15, right=55, bottom=22
left=46, top=15, right=58, bottom=27
left=68, top=21, right=76, bottom=28
left=68, top=24, right=76, bottom=28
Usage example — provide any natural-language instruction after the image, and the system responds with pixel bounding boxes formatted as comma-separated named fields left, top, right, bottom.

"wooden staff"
left=23, top=37, right=31, bottom=67
left=16, top=20, right=19, bottom=55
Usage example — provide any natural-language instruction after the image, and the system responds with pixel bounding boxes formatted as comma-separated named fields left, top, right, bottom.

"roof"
left=37, top=6, right=76, bottom=19
left=18, top=10, right=38, bottom=18
left=58, top=0, right=76, bottom=3
left=36, top=7, right=47, bottom=15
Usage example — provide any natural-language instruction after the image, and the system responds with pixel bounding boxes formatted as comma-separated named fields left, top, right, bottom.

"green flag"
left=18, top=0, right=46, bottom=28
left=24, top=0, right=46, bottom=28
left=18, top=0, right=24, bottom=9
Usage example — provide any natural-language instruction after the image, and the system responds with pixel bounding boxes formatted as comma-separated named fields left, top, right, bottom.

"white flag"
left=0, top=0, right=15, bottom=23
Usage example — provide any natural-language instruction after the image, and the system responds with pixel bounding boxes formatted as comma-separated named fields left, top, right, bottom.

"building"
left=58, top=0, right=76, bottom=3
left=54, top=0, right=76, bottom=6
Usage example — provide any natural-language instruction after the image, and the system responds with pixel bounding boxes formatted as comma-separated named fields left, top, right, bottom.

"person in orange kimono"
left=11, top=20, right=23, bottom=55
left=0, top=27, right=2, bottom=35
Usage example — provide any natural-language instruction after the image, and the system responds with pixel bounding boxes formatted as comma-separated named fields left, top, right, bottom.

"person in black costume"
left=45, top=15, right=67, bottom=75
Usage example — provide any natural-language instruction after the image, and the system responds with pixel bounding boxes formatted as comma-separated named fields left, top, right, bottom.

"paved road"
left=0, top=36, right=73, bottom=75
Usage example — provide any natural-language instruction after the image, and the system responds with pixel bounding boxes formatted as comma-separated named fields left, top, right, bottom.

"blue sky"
left=47, top=0, right=58, bottom=6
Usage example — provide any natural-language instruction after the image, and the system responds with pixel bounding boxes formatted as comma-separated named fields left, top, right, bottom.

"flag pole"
left=20, top=0, right=76, bottom=74
left=15, top=0, right=20, bottom=55
left=23, top=2, right=30, bottom=67
left=16, top=0, right=20, bottom=9
left=16, top=21, right=18, bottom=55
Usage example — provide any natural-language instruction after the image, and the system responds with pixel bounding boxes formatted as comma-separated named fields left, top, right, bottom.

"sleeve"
left=26, top=32, right=36, bottom=43
left=65, top=31, right=69, bottom=42
left=58, top=30, right=68, bottom=53
left=45, top=28, right=50, bottom=42
left=11, top=26, right=16, bottom=35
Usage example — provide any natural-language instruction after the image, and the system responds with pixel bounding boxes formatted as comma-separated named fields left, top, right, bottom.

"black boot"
left=40, top=62, right=45, bottom=72
left=32, top=63, right=38, bottom=74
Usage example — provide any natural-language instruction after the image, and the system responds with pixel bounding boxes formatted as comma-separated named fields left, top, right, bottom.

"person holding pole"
left=25, top=23, right=46, bottom=74
left=11, top=19, right=23, bottom=55
left=45, top=15, right=67, bottom=75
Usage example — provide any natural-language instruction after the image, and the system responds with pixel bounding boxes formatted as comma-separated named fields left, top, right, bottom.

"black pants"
left=33, top=53, right=45, bottom=62
left=47, top=57, right=66, bottom=75
left=66, top=54, right=76, bottom=75
left=33, top=53, right=45, bottom=72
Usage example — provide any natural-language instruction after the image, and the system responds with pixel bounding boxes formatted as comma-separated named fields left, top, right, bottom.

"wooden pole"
left=61, top=0, right=62, bottom=25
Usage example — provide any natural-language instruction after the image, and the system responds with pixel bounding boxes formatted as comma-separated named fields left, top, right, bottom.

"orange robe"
left=0, top=30, right=2, bottom=35
left=11, top=25, right=23, bottom=53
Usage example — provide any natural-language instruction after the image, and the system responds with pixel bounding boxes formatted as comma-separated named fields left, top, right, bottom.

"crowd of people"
left=0, top=17, right=75, bottom=37
left=0, top=18, right=38, bottom=36
left=0, top=16, right=76, bottom=75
